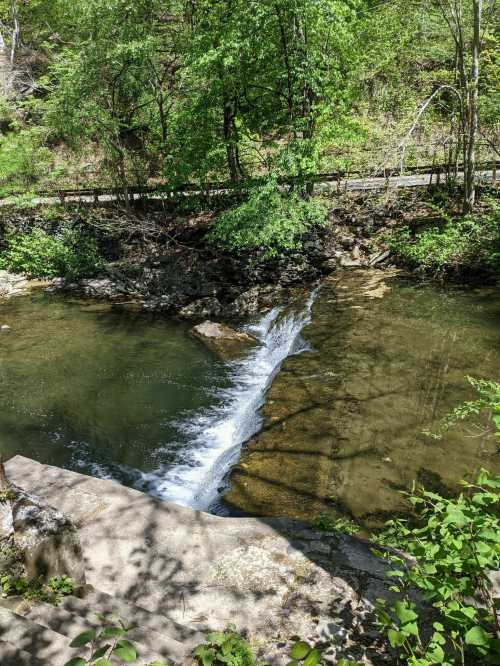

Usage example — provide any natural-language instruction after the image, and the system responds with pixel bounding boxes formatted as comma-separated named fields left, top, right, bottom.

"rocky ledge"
left=4, top=456, right=403, bottom=665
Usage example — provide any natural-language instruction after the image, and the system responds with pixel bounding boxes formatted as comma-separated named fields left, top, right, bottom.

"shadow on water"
left=224, top=270, right=500, bottom=531
left=3, top=271, right=499, bottom=664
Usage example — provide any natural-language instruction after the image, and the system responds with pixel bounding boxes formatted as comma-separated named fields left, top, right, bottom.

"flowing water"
left=0, top=291, right=314, bottom=511
left=1, top=274, right=499, bottom=524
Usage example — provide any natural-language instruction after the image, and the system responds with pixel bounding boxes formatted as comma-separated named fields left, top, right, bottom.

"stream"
left=0, top=272, right=498, bottom=525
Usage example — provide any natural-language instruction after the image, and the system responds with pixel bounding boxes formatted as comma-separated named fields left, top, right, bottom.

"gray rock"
left=0, top=271, right=30, bottom=299
left=226, top=285, right=284, bottom=317
left=6, top=457, right=407, bottom=666
left=191, top=321, right=258, bottom=359
left=1, top=484, right=85, bottom=584
left=369, top=250, right=392, bottom=266
left=0, top=325, right=11, bottom=331
left=80, top=278, right=125, bottom=300
left=179, top=297, right=222, bottom=320
left=339, top=256, right=362, bottom=268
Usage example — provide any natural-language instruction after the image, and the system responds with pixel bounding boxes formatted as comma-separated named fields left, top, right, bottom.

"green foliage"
left=313, top=513, right=360, bottom=536
left=209, top=178, right=327, bottom=256
left=373, top=470, right=500, bottom=665
left=0, top=128, right=53, bottom=197
left=288, top=640, right=323, bottom=666
left=424, top=376, right=500, bottom=441
left=0, top=574, right=74, bottom=605
left=387, top=197, right=500, bottom=275
left=193, top=625, right=255, bottom=666
left=0, top=228, right=103, bottom=280
left=65, top=618, right=169, bottom=666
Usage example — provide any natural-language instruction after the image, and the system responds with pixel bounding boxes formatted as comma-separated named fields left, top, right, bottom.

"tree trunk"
left=464, top=0, right=482, bottom=213
left=223, top=97, right=242, bottom=183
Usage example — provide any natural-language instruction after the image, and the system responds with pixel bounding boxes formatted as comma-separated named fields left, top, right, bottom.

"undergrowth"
left=209, top=177, right=327, bottom=257
left=0, top=227, right=103, bottom=280
left=386, top=193, right=500, bottom=277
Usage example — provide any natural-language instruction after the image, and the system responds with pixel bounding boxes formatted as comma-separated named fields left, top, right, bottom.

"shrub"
left=65, top=621, right=168, bottom=666
left=313, top=513, right=360, bottom=536
left=0, top=128, right=53, bottom=197
left=0, top=228, right=103, bottom=280
left=0, top=574, right=75, bottom=605
left=209, top=178, right=327, bottom=257
left=193, top=626, right=255, bottom=666
left=424, top=376, right=500, bottom=441
left=373, top=470, right=500, bottom=666
left=387, top=197, right=500, bottom=276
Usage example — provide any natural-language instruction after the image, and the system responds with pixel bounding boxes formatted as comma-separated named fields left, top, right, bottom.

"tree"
left=0, top=0, right=19, bottom=96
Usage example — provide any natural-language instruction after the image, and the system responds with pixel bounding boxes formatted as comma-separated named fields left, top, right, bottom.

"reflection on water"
left=224, top=270, right=500, bottom=529
left=0, top=291, right=316, bottom=511
left=0, top=294, right=231, bottom=488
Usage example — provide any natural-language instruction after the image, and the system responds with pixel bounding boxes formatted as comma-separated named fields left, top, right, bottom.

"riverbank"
left=1, top=186, right=497, bottom=321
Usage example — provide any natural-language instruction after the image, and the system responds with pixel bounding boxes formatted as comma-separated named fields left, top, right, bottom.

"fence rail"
left=2, top=160, right=498, bottom=204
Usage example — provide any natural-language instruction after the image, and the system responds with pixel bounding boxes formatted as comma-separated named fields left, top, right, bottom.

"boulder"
left=0, top=271, right=30, bottom=299
left=0, top=325, right=11, bottom=332
left=191, top=321, right=258, bottom=360
left=0, top=484, right=85, bottom=585
left=80, top=278, right=125, bottom=300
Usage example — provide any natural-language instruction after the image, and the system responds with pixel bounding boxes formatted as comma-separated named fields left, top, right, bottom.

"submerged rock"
left=191, top=321, right=258, bottom=359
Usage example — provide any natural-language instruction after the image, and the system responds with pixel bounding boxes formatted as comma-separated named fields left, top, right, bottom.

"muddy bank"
left=223, top=270, right=500, bottom=529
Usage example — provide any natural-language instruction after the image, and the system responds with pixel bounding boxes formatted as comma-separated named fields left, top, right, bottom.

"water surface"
left=0, top=291, right=314, bottom=510
left=225, top=270, right=500, bottom=528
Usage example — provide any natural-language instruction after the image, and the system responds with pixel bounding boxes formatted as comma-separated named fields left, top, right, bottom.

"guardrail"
left=2, top=160, right=498, bottom=202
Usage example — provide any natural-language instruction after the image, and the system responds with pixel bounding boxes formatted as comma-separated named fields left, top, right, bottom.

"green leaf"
left=93, top=660, right=112, bottom=666
left=394, top=600, right=418, bottom=624
left=113, top=639, right=138, bottom=663
left=64, top=660, right=86, bottom=666
left=427, top=644, right=445, bottom=663
left=290, top=641, right=311, bottom=660
left=387, top=629, right=405, bottom=648
left=465, top=626, right=491, bottom=647
left=102, top=626, right=127, bottom=638
left=194, top=645, right=216, bottom=666
left=302, top=648, right=321, bottom=666
left=69, top=629, right=97, bottom=648
left=91, top=645, right=111, bottom=660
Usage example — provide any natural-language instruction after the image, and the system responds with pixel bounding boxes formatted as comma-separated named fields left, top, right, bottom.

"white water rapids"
left=77, top=291, right=317, bottom=511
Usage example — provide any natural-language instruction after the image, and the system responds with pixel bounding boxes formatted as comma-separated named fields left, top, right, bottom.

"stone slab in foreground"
left=5, top=456, right=396, bottom=664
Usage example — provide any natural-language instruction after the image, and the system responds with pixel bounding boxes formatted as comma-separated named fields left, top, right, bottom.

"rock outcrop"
left=0, top=483, right=85, bottom=585
left=0, top=270, right=30, bottom=299
left=4, top=456, right=401, bottom=665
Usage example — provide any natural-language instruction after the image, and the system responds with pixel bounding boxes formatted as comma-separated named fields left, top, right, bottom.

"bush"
left=0, top=128, right=53, bottom=197
left=209, top=178, right=327, bottom=257
left=65, top=620, right=168, bottom=666
left=0, top=228, right=103, bottom=280
left=374, top=471, right=500, bottom=666
left=193, top=626, right=255, bottom=666
left=387, top=197, right=500, bottom=276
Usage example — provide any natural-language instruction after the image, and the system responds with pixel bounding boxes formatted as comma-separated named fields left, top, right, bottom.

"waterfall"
left=72, top=290, right=318, bottom=511
left=137, top=290, right=318, bottom=510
